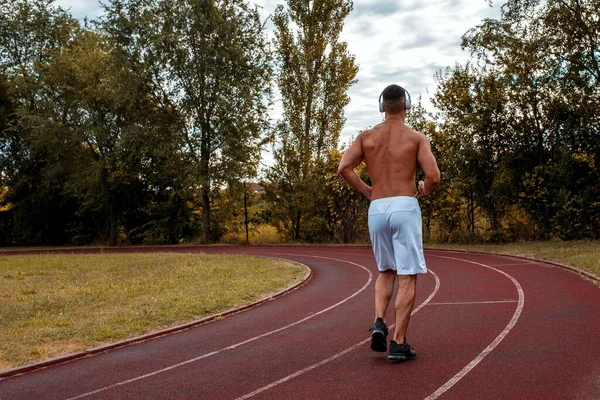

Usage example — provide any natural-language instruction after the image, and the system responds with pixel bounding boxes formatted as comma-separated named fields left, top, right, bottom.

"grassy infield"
left=0, top=253, right=305, bottom=370
left=1, top=241, right=598, bottom=370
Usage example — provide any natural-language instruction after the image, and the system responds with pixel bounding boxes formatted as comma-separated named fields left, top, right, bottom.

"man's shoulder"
left=357, top=126, right=377, bottom=139
left=407, top=127, right=428, bottom=141
left=363, top=124, right=381, bottom=134
left=403, top=124, right=421, bottom=135
left=365, top=121, right=392, bottom=135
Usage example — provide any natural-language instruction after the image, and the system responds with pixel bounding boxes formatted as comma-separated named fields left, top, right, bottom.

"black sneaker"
left=388, top=339, right=417, bottom=362
left=369, top=318, right=388, bottom=352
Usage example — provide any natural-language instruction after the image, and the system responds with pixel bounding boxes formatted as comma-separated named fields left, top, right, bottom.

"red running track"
left=0, top=246, right=599, bottom=399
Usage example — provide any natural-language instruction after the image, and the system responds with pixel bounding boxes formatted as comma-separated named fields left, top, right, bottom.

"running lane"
left=0, top=246, right=598, bottom=400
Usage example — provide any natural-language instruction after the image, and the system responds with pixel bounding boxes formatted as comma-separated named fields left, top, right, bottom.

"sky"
left=55, top=0, right=503, bottom=156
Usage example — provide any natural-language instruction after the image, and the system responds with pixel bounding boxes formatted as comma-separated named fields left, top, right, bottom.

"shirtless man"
left=337, top=84, right=440, bottom=362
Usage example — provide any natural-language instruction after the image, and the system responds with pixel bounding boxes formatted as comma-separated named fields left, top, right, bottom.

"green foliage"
left=1, top=0, right=599, bottom=246
left=425, top=0, right=600, bottom=243
left=522, top=150, right=600, bottom=240
left=0, top=0, right=269, bottom=246
left=0, top=0, right=85, bottom=246
left=101, top=0, right=273, bottom=243
left=267, top=0, right=358, bottom=242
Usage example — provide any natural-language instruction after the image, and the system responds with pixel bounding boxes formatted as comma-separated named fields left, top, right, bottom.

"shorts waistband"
left=370, top=195, right=418, bottom=205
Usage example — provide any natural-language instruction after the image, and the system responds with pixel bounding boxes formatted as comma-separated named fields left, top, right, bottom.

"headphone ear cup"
left=379, top=101, right=384, bottom=113
left=405, top=97, right=411, bottom=110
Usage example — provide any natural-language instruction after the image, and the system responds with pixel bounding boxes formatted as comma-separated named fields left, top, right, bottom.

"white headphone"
left=379, top=87, right=412, bottom=112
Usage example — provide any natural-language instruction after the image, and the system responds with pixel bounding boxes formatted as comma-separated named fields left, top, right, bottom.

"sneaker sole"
left=370, top=330, right=387, bottom=352
left=388, top=354, right=417, bottom=363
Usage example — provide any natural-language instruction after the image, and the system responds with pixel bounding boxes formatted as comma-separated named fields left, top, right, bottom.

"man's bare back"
left=362, top=118, right=429, bottom=199
left=337, top=115, right=440, bottom=200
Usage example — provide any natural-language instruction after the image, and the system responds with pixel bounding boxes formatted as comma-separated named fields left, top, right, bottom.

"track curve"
left=0, top=246, right=599, bottom=400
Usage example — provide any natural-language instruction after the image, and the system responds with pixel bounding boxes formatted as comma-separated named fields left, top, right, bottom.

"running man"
left=337, top=84, right=440, bottom=362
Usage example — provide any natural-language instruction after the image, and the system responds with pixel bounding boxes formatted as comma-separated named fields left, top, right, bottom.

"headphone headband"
left=379, top=86, right=412, bottom=112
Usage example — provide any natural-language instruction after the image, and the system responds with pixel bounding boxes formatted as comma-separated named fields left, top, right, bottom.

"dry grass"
left=426, top=240, right=600, bottom=277
left=0, top=253, right=305, bottom=369
left=220, top=224, right=284, bottom=245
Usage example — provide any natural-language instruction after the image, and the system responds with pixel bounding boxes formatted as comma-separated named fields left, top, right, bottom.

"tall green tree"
left=102, top=0, right=273, bottom=243
left=0, top=72, right=15, bottom=244
left=434, top=65, right=514, bottom=234
left=0, top=0, right=79, bottom=107
left=20, top=27, right=189, bottom=245
left=0, top=0, right=82, bottom=245
left=268, top=0, right=358, bottom=240
left=459, top=0, right=600, bottom=239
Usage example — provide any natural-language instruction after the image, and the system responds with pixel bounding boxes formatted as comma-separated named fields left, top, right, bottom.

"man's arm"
left=337, top=134, right=372, bottom=200
left=417, top=135, right=441, bottom=195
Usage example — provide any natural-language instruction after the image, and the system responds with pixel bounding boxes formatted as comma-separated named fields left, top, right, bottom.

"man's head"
left=379, top=84, right=411, bottom=114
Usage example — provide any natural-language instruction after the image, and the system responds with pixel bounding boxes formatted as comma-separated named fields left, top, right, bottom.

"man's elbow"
left=337, top=166, right=353, bottom=183
left=430, top=170, right=441, bottom=186
left=426, top=168, right=441, bottom=186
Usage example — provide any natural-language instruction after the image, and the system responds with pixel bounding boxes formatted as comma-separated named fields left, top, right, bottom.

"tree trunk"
left=108, top=197, right=117, bottom=246
left=468, top=193, right=475, bottom=241
left=295, top=210, right=301, bottom=241
left=243, top=182, right=249, bottom=244
left=202, top=185, right=210, bottom=243
left=200, top=122, right=211, bottom=243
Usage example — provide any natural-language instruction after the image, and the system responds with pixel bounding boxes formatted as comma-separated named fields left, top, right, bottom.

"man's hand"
left=418, top=180, right=425, bottom=195
left=365, top=185, right=372, bottom=201
left=417, top=136, right=441, bottom=194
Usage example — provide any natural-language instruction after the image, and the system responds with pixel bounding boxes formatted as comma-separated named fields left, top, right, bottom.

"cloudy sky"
left=55, top=0, right=502, bottom=153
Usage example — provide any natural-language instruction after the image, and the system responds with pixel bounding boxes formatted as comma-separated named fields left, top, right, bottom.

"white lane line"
left=426, top=300, right=518, bottom=306
left=315, top=253, right=537, bottom=269
left=487, top=262, right=538, bottom=267
left=65, top=253, right=373, bottom=400
left=423, top=255, right=525, bottom=400
left=235, top=268, right=441, bottom=400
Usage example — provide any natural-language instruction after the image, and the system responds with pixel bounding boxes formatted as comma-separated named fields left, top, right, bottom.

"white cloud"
left=56, top=0, right=503, bottom=162
left=338, top=0, right=503, bottom=145
left=54, top=0, right=104, bottom=20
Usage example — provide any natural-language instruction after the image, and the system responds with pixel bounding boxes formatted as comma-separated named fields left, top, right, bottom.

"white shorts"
left=368, top=196, right=427, bottom=275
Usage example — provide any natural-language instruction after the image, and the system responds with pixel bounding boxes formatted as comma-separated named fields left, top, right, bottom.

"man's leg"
left=392, top=275, right=417, bottom=343
left=374, top=270, right=396, bottom=323
left=370, top=270, right=396, bottom=352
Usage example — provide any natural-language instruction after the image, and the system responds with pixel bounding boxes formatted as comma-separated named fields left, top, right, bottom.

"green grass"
left=426, top=240, right=600, bottom=277
left=0, top=253, right=306, bottom=370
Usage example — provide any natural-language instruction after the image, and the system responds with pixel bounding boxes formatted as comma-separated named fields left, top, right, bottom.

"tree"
left=458, top=0, right=600, bottom=239
left=0, top=72, right=14, bottom=183
left=0, top=72, right=15, bottom=245
left=433, top=64, right=514, bottom=239
left=0, top=0, right=82, bottom=245
left=0, top=0, right=79, bottom=107
left=101, top=0, right=273, bottom=243
left=19, top=27, right=190, bottom=245
left=268, top=0, right=358, bottom=240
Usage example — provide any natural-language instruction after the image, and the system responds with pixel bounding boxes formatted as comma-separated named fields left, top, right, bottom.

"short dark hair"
left=381, top=84, right=407, bottom=114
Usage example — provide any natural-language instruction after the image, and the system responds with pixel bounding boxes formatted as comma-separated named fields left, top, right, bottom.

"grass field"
left=0, top=253, right=306, bottom=370
left=426, top=240, right=600, bottom=278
